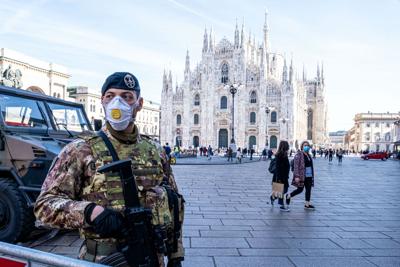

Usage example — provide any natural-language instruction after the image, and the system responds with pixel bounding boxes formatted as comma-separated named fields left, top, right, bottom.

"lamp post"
left=229, top=84, right=238, bottom=144
left=265, top=106, right=272, bottom=147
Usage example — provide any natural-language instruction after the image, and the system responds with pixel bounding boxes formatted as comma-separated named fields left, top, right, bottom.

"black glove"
left=85, top=204, right=124, bottom=238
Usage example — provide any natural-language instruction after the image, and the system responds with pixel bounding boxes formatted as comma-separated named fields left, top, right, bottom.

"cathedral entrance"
left=175, top=136, right=182, bottom=147
left=249, top=136, right=256, bottom=149
left=193, top=136, right=199, bottom=148
left=270, top=135, right=277, bottom=149
left=218, top=129, right=228, bottom=148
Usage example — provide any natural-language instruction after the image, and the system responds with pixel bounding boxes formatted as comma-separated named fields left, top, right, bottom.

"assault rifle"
left=96, top=131, right=165, bottom=267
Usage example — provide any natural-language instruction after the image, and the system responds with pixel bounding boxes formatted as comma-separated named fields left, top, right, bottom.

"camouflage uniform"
left=34, top=124, right=184, bottom=266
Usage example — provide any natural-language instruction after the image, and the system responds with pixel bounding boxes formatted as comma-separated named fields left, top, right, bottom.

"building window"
left=386, top=123, right=390, bottom=127
left=176, top=114, right=181, bottom=125
left=375, top=122, right=379, bottom=127
left=220, top=96, right=227, bottom=109
left=250, top=112, right=256, bottom=124
left=194, top=114, right=199, bottom=125
left=271, top=111, right=277, bottom=123
left=366, top=123, right=370, bottom=127
left=250, top=91, right=257, bottom=103
left=194, top=94, right=200, bottom=106
left=221, top=63, right=229, bottom=84
left=385, top=132, right=391, bottom=141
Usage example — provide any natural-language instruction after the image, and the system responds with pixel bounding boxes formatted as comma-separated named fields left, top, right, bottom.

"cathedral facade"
left=161, top=13, right=328, bottom=151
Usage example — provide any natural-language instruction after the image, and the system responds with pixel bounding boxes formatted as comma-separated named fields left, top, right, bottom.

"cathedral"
left=160, top=12, right=328, bottom=151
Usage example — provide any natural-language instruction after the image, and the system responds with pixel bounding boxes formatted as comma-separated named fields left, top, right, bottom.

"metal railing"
left=0, top=241, right=107, bottom=267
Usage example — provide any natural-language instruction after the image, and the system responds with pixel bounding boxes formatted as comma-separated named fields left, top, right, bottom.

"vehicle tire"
left=0, top=179, right=35, bottom=243
left=365, top=157, right=369, bottom=160
left=382, top=158, right=387, bottom=161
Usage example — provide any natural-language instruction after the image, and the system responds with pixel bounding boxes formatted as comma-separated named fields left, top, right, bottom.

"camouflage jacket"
left=34, top=125, right=179, bottom=230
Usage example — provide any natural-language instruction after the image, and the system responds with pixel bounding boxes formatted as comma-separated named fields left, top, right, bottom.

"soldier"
left=34, top=72, right=184, bottom=267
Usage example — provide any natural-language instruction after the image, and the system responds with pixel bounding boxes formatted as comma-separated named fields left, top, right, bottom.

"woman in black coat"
left=270, top=140, right=290, bottom=211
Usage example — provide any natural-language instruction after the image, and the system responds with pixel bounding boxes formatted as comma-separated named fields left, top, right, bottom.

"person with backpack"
left=285, top=140, right=316, bottom=210
left=269, top=141, right=290, bottom=211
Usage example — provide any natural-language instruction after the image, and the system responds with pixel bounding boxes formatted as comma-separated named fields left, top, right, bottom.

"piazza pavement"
left=21, top=155, right=400, bottom=267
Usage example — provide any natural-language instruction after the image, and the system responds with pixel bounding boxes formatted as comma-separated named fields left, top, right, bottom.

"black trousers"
left=290, top=177, right=312, bottom=201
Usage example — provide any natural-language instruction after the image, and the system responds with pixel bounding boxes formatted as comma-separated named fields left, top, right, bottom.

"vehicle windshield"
left=0, top=95, right=48, bottom=129
left=47, top=103, right=90, bottom=132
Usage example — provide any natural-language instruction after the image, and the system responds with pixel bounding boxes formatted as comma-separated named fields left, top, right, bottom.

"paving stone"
left=282, top=238, right=341, bottom=249
left=214, top=256, right=295, bottom=267
left=365, top=257, right=400, bottom=267
left=289, top=256, right=377, bottom=267
left=182, top=256, right=215, bottom=267
left=221, top=219, right=267, bottom=226
left=330, top=238, right=375, bottom=249
left=191, top=238, right=249, bottom=248
left=185, top=248, right=239, bottom=256
left=246, top=238, right=290, bottom=249
left=250, top=230, right=293, bottom=238
left=288, top=231, right=340, bottom=239
left=200, top=230, right=252, bottom=238
left=362, top=248, right=400, bottom=256
left=362, top=238, right=400, bottom=248
left=300, top=248, right=368, bottom=256
left=334, top=231, right=390, bottom=239
left=239, top=248, right=304, bottom=256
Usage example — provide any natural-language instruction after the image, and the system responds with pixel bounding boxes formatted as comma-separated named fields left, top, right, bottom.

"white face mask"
left=104, top=96, right=135, bottom=131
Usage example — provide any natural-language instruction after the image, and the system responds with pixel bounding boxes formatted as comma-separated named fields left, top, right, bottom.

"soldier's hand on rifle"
left=85, top=203, right=124, bottom=238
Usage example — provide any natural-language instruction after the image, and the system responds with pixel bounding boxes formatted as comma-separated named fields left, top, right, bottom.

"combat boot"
left=167, top=257, right=183, bottom=267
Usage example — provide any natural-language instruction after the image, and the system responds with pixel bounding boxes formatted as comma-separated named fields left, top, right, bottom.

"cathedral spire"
left=184, top=50, right=190, bottom=80
left=321, top=62, right=324, bottom=85
left=209, top=28, right=214, bottom=52
left=317, top=62, right=321, bottom=82
left=302, top=64, right=306, bottom=82
left=202, top=27, right=208, bottom=53
left=263, top=9, right=269, bottom=52
left=289, top=55, right=293, bottom=85
left=282, top=57, right=288, bottom=84
left=163, top=69, right=167, bottom=91
left=240, top=20, right=245, bottom=48
left=234, top=18, right=239, bottom=49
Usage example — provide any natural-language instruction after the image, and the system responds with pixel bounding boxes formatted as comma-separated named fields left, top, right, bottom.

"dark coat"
left=273, top=155, right=290, bottom=186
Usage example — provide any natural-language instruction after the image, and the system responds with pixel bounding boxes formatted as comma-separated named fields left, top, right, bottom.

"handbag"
left=271, top=182, right=284, bottom=199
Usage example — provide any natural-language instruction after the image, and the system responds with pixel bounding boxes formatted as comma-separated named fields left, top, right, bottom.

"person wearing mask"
left=270, top=141, right=290, bottom=211
left=285, top=141, right=315, bottom=210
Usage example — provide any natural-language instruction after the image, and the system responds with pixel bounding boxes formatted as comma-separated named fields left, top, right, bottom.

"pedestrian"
left=207, top=145, right=213, bottom=160
left=270, top=141, right=290, bottom=211
left=312, top=148, right=316, bottom=159
left=34, top=72, right=184, bottom=266
left=250, top=147, right=254, bottom=160
left=164, top=142, right=171, bottom=160
left=285, top=140, right=315, bottom=210
left=236, top=148, right=242, bottom=163
left=227, top=147, right=233, bottom=162
left=328, top=148, right=333, bottom=162
left=337, top=148, right=344, bottom=164
left=324, top=149, right=328, bottom=159
left=262, top=148, right=267, bottom=160
left=267, top=149, right=273, bottom=160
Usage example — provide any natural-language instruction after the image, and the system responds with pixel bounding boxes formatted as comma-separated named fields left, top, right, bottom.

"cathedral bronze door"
left=218, top=129, right=228, bottom=148
left=193, top=136, right=199, bottom=148
left=270, top=135, right=277, bottom=149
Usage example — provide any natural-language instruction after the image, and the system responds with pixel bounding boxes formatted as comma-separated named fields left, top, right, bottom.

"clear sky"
left=1, top=0, right=399, bottom=131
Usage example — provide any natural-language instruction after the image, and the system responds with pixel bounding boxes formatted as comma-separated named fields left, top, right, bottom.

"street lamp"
left=265, top=106, right=274, bottom=146
left=229, top=84, right=238, bottom=144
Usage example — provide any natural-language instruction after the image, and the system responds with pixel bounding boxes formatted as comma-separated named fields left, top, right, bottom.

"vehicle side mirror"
left=94, top=119, right=103, bottom=131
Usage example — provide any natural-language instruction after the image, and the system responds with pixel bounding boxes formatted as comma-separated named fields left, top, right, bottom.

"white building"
left=68, top=86, right=103, bottom=124
left=135, top=100, right=161, bottom=140
left=0, top=48, right=71, bottom=100
left=161, top=12, right=328, bottom=151
left=346, top=112, right=400, bottom=152
left=328, top=131, right=347, bottom=149
left=393, top=119, right=400, bottom=153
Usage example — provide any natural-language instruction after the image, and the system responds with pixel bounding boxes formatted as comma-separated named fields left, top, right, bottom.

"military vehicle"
left=0, top=85, right=93, bottom=243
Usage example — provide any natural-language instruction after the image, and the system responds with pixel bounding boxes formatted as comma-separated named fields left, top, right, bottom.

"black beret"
left=101, top=72, right=141, bottom=96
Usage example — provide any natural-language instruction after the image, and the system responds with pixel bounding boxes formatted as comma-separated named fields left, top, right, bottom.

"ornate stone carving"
left=0, top=65, right=23, bottom=88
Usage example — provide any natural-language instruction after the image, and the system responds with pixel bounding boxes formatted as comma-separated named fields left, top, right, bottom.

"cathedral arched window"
left=250, top=91, right=257, bottom=103
left=250, top=112, right=256, bottom=124
left=194, top=94, right=200, bottom=106
left=385, top=132, right=391, bottom=141
left=176, top=114, right=181, bottom=125
left=271, top=111, right=277, bottom=123
left=220, top=96, right=227, bottom=109
left=194, top=114, right=199, bottom=125
left=221, top=63, right=229, bottom=84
